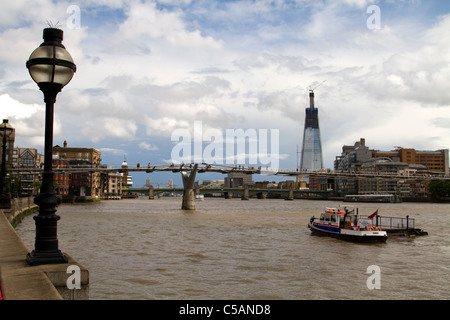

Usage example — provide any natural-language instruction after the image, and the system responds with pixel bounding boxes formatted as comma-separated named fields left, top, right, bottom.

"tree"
left=428, top=180, right=450, bottom=199
left=8, top=174, right=21, bottom=198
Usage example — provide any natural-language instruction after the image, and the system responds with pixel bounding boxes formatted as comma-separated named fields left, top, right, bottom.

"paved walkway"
left=0, top=211, right=89, bottom=299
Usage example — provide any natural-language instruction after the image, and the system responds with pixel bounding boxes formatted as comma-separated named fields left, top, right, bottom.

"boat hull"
left=308, top=221, right=387, bottom=243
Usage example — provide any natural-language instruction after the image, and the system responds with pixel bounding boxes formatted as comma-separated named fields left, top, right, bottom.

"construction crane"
left=309, top=80, right=327, bottom=93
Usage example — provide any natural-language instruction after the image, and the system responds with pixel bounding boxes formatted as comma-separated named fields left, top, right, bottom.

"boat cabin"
left=319, top=207, right=358, bottom=229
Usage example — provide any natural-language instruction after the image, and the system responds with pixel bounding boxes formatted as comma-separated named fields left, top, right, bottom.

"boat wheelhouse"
left=308, top=206, right=387, bottom=243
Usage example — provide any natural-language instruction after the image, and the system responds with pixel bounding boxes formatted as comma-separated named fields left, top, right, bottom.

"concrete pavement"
left=0, top=210, right=89, bottom=300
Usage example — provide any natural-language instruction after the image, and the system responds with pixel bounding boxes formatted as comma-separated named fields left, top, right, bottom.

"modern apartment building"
left=333, top=138, right=448, bottom=196
left=100, top=171, right=123, bottom=197
left=334, top=138, right=372, bottom=172
left=372, top=148, right=449, bottom=176
left=335, top=139, right=448, bottom=176
left=333, top=138, right=372, bottom=195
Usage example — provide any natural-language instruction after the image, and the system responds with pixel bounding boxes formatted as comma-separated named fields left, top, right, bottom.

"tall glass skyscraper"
left=300, top=91, right=323, bottom=171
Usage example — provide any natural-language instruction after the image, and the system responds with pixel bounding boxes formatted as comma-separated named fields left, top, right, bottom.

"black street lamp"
left=25, top=28, right=76, bottom=266
left=0, top=119, right=13, bottom=209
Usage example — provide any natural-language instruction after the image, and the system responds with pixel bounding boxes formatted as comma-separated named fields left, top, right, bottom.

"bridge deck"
left=130, top=186, right=328, bottom=196
left=10, top=163, right=449, bottom=180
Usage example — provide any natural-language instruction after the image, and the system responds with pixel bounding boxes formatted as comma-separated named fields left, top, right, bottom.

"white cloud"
left=81, top=117, right=138, bottom=143
left=139, top=141, right=158, bottom=151
left=1, top=0, right=449, bottom=175
left=98, top=147, right=126, bottom=156
left=145, top=116, right=190, bottom=137
left=359, top=13, right=450, bottom=107
left=115, top=1, right=223, bottom=50
left=340, top=0, right=375, bottom=8
left=0, top=94, right=40, bottom=119
left=0, top=93, right=62, bottom=147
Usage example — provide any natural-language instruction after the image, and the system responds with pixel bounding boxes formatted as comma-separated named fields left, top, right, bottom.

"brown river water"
left=15, top=197, right=450, bottom=300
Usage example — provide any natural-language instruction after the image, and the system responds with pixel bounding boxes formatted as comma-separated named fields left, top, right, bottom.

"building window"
left=20, top=151, right=35, bottom=166
left=20, top=174, right=33, bottom=181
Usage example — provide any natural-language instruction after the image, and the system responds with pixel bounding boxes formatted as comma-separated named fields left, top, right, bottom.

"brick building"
left=53, top=158, right=70, bottom=196
left=53, top=140, right=102, bottom=198
left=372, top=148, right=448, bottom=176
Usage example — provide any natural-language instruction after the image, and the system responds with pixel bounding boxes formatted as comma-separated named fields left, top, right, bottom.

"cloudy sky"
left=1, top=0, right=449, bottom=186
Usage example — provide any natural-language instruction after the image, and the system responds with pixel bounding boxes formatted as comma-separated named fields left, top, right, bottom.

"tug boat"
left=308, top=206, right=387, bottom=243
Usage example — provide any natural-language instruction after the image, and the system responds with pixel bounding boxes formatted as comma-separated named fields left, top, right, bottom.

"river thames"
left=16, top=197, right=449, bottom=300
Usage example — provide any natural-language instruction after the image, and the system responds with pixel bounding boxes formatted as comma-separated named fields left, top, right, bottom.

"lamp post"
left=0, top=119, right=13, bottom=209
left=25, top=28, right=76, bottom=265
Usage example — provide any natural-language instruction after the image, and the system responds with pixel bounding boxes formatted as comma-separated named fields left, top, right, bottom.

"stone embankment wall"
left=3, top=197, right=37, bottom=227
left=0, top=198, right=89, bottom=300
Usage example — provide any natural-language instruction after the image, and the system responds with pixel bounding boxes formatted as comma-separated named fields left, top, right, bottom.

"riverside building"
left=53, top=140, right=102, bottom=198
left=334, top=138, right=448, bottom=197
left=12, top=147, right=44, bottom=196
left=372, top=148, right=449, bottom=176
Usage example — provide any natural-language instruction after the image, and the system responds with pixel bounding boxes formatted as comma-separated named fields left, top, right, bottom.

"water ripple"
left=15, top=198, right=450, bottom=300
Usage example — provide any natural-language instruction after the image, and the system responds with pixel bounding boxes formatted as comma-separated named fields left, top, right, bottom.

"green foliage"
left=8, top=173, right=21, bottom=197
left=428, top=180, right=450, bottom=199
left=11, top=206, right=38, bottom=228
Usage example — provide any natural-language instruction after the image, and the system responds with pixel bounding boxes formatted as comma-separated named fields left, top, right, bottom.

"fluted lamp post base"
left=27, top=250, right=68, bottom=266
left=26, top=189, right=68, bottom=266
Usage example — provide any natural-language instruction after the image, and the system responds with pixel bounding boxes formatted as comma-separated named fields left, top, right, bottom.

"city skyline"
left=1, top=0, right=450, bottom=186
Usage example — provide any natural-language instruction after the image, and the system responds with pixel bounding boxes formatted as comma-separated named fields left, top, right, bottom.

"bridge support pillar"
left=241, top=184, right=249, bottom=200
left=224, top=192, right=232, bottom=199
left=181, top=164, right=198, bottom=210
left=148, top=186, right=154, bottom=200
left=182, top=188, right=195, bottom=210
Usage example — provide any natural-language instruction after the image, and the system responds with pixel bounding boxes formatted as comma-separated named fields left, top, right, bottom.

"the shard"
left=300, top=90, right=323, bottom=171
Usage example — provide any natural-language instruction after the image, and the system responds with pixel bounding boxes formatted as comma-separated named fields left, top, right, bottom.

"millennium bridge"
left=130, top=185, right=328, bottom=200
left=10, top=162, right=449, bottom=179
left=10, top=162, right=449, bottom=210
